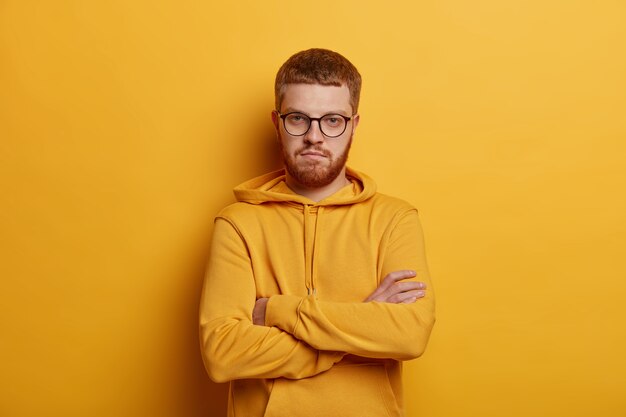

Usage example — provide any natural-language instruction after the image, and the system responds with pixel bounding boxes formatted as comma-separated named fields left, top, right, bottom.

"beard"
left=280, top=134, right=353, bottom=188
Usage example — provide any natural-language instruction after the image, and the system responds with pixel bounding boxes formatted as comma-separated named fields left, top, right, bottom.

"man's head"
left=272, top=49, right=361, bottom=193
left=274, top=48, right=362, bottom=114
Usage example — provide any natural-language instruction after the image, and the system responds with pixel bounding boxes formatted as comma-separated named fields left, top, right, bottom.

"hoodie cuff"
left=265, top=294, right=305, bottom=334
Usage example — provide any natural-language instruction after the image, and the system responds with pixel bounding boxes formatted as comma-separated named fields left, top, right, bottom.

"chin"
left=289, top=164, right=344, bottom=188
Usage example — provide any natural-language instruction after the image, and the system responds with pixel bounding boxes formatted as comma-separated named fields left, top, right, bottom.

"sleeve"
left=199, top=217, right=345, bottom=383
left=264, top=209, right=435, bottom=361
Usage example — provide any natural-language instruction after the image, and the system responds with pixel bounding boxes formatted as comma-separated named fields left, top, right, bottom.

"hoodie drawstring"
left=303, top=204, right=322, bottom=297
left=311, top=206, right=324, bottom=295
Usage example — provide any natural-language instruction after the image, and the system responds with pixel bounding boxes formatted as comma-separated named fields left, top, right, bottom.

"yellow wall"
left=1, top=1, right=624, bottom=416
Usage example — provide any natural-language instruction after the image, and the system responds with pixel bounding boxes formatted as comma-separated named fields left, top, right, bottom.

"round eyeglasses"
left=277, top=112, right=353, bottom=138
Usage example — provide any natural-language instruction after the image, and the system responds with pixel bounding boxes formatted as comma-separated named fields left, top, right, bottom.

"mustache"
left=296, top=146, right=331, bottom=157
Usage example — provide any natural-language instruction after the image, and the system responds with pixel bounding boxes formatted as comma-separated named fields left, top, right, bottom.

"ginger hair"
left=275, top=48, right=362, bottom=114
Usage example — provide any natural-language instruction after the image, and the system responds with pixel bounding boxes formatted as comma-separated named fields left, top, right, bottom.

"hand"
left=364, top=270, right=426, bottom=304
left=253, top=297, right=269, bottom=326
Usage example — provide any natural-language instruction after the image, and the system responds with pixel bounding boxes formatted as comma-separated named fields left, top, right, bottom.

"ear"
left=352, top=114, right=360, bottom=132
left=271, top=110, right=282, bottom=141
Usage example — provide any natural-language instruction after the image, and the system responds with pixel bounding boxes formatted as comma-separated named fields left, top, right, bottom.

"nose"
left=304, top=119, right=324, bottom=144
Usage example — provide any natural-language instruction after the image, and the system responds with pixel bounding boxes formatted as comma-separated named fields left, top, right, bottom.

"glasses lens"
left=283, top=113, right=310, bottom=136
left=320, top=114, right=347, bottom=137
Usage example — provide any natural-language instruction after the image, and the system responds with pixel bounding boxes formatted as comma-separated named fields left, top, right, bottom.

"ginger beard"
left=279, top=133, right=353, bottom=188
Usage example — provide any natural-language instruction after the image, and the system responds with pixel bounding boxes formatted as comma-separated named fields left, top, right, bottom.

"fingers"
left=394, top=281, right=424, bottom=292
left=378, top=279, right=426, bottom=302
left=383, top=284, right=425, bottom=303
left=252, top=297, right=269, bottom=326
left=367, top=283, right=427, bottom=303
left=364, top=270, right=428, bottom=302
left=365, top=270, right=417, bottom=301
left=382, top=270, right=417, bottom=286
left=388, top=289, right=426, bottom=304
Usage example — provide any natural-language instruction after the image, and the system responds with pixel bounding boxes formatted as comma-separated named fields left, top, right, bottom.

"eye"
left=322, top=115, right=343, bottom=127
left=286, top=113, right=308, bottom=124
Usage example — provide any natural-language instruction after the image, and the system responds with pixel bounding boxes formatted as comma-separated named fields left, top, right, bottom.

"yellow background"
left=1, top=1, right=625, bottom=416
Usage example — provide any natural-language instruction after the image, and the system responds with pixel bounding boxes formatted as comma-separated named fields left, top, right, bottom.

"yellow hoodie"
left=200, top=167, right=435, bottom=417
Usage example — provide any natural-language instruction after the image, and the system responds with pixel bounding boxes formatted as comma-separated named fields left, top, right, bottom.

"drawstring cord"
left=303, top=204, right=322, bottom=298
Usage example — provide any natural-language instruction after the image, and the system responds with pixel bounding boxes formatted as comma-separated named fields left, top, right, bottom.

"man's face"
left=272, top=83, right=359, bottom=189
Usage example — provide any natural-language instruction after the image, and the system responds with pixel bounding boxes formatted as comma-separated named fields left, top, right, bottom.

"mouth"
left=299, top=149, right=328, bottom=158
left=299, top=153, right=327, bottom=163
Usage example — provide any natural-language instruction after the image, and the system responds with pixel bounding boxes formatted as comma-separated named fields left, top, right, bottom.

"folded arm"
left=199, top=218, right=344, bottom=383
left=263, top=209, right=436, bottom=360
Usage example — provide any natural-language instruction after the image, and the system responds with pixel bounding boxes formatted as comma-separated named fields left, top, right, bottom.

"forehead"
left=280, top=83, right=352, bottom=115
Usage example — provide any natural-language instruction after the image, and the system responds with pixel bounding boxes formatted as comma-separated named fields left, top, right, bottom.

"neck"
left=285, top=168, right=351, bottom=203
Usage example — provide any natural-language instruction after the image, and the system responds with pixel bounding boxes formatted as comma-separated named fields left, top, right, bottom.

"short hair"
left=275, top=48, right=362, bottom=114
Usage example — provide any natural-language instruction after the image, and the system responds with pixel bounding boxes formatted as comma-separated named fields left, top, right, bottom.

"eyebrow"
left=282, top=107, right=351, bottom=116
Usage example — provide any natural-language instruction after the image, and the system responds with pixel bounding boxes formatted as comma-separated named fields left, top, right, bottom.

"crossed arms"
left=199, top=209, right=435, bottom=383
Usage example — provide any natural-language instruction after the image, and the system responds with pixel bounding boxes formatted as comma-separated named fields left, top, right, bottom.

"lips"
left=299, top=148, right=329, bottom=158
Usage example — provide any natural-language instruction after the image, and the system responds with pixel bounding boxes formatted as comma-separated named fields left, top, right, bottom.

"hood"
left=233, top=167, right=377, bottom=206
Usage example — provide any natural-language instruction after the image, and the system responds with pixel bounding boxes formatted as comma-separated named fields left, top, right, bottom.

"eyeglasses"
left=277, top=112, right=353, bottom=138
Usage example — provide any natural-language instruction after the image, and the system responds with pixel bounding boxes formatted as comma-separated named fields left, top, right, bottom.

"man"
left=200, top=48, right=435, bottom=417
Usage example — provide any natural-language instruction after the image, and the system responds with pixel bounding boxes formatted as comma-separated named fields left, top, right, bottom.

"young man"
left=200, top=48, right=435, bottom=417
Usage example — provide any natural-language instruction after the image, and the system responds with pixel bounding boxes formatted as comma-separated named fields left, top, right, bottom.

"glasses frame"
left=277, top=111, right=353, bottom=138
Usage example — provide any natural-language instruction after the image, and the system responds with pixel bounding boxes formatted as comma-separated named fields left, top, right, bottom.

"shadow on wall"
left=242, top=106, right=285, bottom=193
left=203, top=382, right=229, bottom=416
